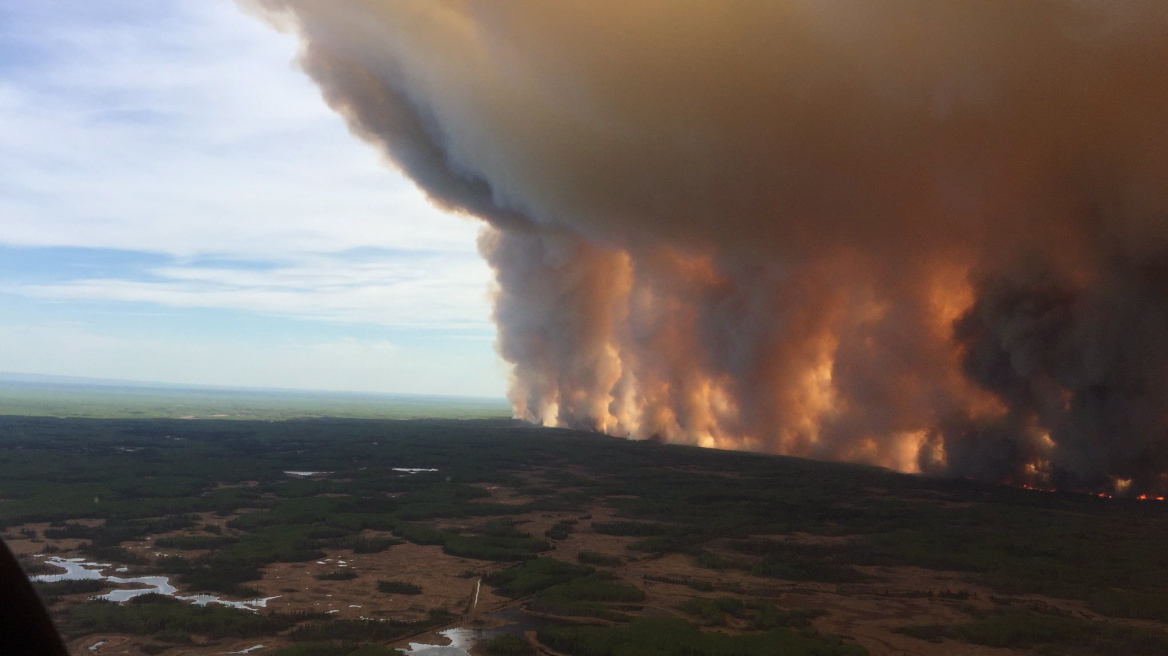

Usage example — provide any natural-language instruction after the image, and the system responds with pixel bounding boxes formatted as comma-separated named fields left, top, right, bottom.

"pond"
left=31, top=557, right=108, bottom=582
left=402, top=606, right=551, bottom=656
left=32, top=556, right=277, bottom=610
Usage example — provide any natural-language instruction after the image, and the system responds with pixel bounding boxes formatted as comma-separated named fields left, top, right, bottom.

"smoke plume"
left=247, top=0, right=1168, bottom=493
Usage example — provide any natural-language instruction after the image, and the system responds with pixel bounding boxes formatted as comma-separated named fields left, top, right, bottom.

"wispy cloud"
left=14, top=249, right=493, bottom=329
left=0, top=0, right=504, bottom=394
left=0, top=0, right=483, bottom=257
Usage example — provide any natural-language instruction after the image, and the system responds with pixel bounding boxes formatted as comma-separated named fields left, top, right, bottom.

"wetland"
left=5, top=415, right=1168, bottom=655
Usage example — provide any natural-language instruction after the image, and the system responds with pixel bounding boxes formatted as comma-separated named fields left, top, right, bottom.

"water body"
left=32, top=558, right=109, bottom=582
left=34, top=556, right=277, bottom=610
left=99, top=576, right=176, bottom=601
left=181, top=595, right=279, bottom=611
left=402, top=607, right=550, bottom=656
left=404, top=628, right=488, bottom=656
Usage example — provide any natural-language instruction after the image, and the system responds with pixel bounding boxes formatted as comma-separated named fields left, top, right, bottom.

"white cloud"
left=0, top=0, right=507, bottom=393
left=0, top=0, right=485, bottom=258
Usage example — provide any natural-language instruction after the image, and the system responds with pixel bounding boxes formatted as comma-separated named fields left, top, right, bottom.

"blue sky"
left=0, top=0, right=505, bottom=397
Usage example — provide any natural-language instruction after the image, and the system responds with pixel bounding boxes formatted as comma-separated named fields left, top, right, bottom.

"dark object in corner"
left=0, top=539, right=69, bottom=656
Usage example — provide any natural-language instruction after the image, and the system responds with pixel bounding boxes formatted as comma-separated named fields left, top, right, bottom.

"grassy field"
left=5, top=413, right=1168, bottom=655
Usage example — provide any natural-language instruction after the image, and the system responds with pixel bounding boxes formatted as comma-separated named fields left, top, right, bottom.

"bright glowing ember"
left=247, top=1, right=1168, bottom=494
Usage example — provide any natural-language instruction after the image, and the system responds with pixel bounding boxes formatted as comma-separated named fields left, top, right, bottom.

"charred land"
left=4, top=416, right=1168, bottom=655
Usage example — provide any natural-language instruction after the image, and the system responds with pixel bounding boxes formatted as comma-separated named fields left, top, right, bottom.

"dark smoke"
left=246, top=0, right=1168, bottom=492
left=949, top=253, right=1168, bottom=489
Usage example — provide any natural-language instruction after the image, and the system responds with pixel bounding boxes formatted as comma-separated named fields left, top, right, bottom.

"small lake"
left=99, top=575, right=176, bottom=601
left=31, top=557, right=109, bottom=582
left=36, top=556, right=547, bottom=655
left=33, top=556, right=277, bottom=610
left=402, top=607, right=550, bottom=656
left=404, top=628, right=483, bottom=656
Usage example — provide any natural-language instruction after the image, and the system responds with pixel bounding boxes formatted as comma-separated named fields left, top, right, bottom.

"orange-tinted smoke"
left=247, top=0, right=1168, bottom=492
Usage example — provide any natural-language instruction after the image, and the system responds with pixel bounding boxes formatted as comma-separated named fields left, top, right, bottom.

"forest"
left=5, top=415, right=1168, bottom=655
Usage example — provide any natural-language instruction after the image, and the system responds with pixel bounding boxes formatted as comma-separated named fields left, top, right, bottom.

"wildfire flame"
left=1016, top=484, right=1168, bottom=502
left=253, top=0, right=1168, bottom=495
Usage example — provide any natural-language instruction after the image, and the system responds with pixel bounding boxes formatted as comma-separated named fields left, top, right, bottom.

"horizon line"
left=0, top=370, right=510, bottom=403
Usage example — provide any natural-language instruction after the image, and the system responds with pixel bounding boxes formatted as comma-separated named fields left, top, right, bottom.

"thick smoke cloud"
left=247, top=0, right=1168, bottom=492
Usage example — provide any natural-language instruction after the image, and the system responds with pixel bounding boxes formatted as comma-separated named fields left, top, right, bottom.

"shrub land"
left=5, top=414, right=1168, bottom=655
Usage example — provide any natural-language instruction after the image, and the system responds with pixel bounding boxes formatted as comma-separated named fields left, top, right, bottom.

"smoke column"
left=246, top=0, right=1168, bottom=493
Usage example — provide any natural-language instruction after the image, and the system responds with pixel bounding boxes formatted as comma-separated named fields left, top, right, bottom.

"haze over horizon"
left=0, top=0, right=506, bottom=398
left=0, top=370, right=508, bottom=399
